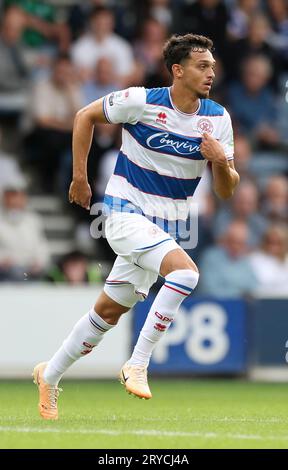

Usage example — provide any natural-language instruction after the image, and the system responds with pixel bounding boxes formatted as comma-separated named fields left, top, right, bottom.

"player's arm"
left=211, top=158, right=239, bottom=200
left=69, top=88, right=145, bottom=209
left=200, top=132, right=240, bottom=200
left=69, top=98, right=108, bottom=210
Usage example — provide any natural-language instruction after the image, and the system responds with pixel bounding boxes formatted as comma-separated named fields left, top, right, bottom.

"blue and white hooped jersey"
left=102, top=87, right=234, bottom=239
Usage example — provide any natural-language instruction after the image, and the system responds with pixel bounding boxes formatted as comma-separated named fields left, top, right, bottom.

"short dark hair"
left=90, top=6, right=114, bottom=19
left=60, top=250, right=87, bottom=267
left=163, top=34, right=214, bottom=74
left=54, top=52, right=71, bottom=64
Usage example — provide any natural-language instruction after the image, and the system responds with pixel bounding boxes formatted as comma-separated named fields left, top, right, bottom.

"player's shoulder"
left=123, top=86, right=147, bottom=104
left=199, top=98, right=227, bottom=117
left=145, top=87, right=172, bottom=108
left=119, top=86, right=171, bottom=109
left=109, top=86, right=146, bottom=107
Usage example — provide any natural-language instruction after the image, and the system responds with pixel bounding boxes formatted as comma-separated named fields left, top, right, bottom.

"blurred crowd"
left=0, top=0, right=287, bottom=296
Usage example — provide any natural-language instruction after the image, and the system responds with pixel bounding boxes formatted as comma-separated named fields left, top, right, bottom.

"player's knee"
left=94, top=297, right=129, bottom=325
left=160, top=248, right=199, bottom=276
left=165, top=269, right=199, bottom=292
left=94, top=302, right=125, bottom=325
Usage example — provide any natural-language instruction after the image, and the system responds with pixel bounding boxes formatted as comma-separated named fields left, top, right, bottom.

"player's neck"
left=170, top=84, right=200, bottom=115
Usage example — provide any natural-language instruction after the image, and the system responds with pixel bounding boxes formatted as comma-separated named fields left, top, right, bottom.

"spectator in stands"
left=0, top=7, right=29, bottom=125
left=225, top=13, right=279, bottom=86
left=133, top=17, right=169, bottom=88
left=82, top=57, right=119, bottom=105
left=68, top=0, right=136, bottom=42
left=198, top=220, right=258, bottom=297
left=95, top=145, right=118, bottom=201
left=134, top=18, right=167, bottom=76
left=185, top=169, right=215, bottom=264
left=142, top=57, right=171, bottom=89
left=25, top=53, right=83, bottom=193
left=0, top=181, right=50, bottom=281
left=5, top=0, right=70, bottom=52
left=0, top=126, right=26, bottom=194
left=276, top=73, right=288, bottom=147
left=71, top=7, right=135, bottom=86
left=266, top=0, right=288, bottom=69
left=227, top=54, right=280, bottom=148
left=88, top=122, right=120, bottom=194
left=175, top=0, right=229, bottom=58
left=261, top=175, right=288, bottom=223
left=91, top=127, right=121, bottom=263
left=46, top=250, right=102, bottom=285
left=249, top=224, right=288, bottom=295
left=227, top=0, right=261, bottom=41
left=0, top=155, right=24, bottom=195
left=233, top=134, right=253, bottom=180
left=220, top=135, right=287, bottom=191
left=148, top=0, right=172, bottom=30
left=213, top=180, right=267, bottom=248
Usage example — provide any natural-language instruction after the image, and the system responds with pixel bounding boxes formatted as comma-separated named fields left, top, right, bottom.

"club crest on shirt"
left=197, top=118, right=213, bottom=135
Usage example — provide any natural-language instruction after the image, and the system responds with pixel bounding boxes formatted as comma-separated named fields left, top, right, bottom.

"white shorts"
left=104, top=212, right=180, bottom=308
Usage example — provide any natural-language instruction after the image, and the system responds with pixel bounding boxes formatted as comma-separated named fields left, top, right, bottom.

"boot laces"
left=48, top=386, right=62, bottom=409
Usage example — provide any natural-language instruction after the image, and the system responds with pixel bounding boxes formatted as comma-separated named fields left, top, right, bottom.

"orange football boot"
left=33, top=362, right=62, bottom=420
left=119, top=362, right=152, bottom=399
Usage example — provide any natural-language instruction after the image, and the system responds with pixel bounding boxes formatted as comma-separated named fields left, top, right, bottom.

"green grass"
left=1, top=379, right=288, bottom=449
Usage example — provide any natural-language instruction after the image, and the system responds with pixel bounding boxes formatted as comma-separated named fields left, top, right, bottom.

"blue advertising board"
left=250, top=299, right=288, bottom=366
left=133, top=297, right=247, bottom=374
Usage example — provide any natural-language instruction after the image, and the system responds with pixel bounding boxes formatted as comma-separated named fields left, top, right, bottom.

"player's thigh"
left=136, top=242, right=198, bottom=278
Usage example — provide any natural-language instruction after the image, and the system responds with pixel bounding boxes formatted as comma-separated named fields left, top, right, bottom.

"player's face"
left=180, top=50, right=216, bottom=98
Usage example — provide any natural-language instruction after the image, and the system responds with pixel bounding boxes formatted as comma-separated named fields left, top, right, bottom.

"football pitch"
left=1, top=379, right=288, bottom=449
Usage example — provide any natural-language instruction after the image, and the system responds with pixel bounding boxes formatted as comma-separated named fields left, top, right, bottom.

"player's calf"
left=120, top=269, right=199, bottom=398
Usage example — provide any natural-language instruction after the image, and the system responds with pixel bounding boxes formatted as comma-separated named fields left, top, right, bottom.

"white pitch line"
left=1, top=426, right=288, bottom=442
left=3, top=416, right=288, bottom=424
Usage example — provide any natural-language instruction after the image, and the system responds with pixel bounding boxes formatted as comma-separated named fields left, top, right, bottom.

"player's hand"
left=200, top=133, right=227, bottom=166
left=69, top=179, right=92, bottom=210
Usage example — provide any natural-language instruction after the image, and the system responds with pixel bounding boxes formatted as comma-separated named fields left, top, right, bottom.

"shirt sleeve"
left=220, top=108, right=234, bottom=161
left=102, top=87, right=146, bottom=125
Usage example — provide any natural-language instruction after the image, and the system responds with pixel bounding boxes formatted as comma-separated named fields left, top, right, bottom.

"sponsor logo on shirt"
left=147, top=132, right=201, bottom=156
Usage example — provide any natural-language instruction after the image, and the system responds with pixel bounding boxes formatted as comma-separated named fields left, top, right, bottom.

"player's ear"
left=172, top=64, right=184, bottom=80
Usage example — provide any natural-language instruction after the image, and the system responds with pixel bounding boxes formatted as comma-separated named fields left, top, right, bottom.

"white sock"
left=43, top=308, right=115, bottom=385
left=128, top=270, right=199, bottom=367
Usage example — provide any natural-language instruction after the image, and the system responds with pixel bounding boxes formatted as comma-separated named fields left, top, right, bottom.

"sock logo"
left=154, top=322, right=167, bottom=332
left=155, top=311, right=173, bottom=323
left=81, top=342, right=96, bottom=355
